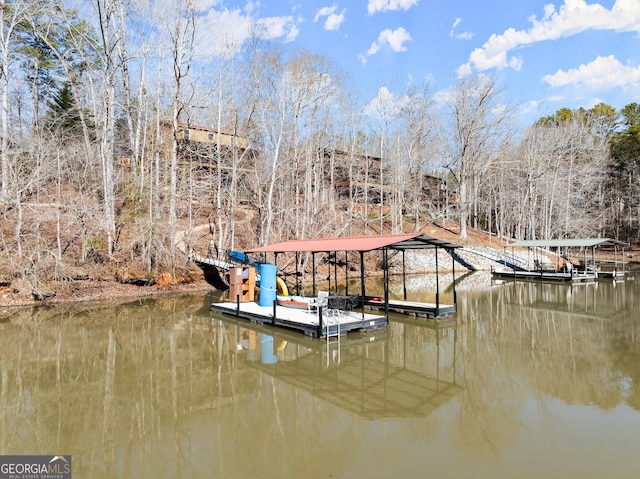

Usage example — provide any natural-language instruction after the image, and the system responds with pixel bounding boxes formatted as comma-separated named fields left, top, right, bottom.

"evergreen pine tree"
left=44, top=82, right=90, bottom=139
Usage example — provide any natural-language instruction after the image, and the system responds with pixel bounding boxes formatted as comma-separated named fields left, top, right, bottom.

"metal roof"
left=388, top=234, right=461, bottom=250
left=245, top=233, right=460, bottom=254
left=506, top=238, right=627, bottom=248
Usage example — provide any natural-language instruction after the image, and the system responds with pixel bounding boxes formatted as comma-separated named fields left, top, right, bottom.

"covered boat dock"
left=245, top=232, right=462, bottom=319
left=210, top=233, right=461, bottom=337
left=492, top=238, right=628, bottom=282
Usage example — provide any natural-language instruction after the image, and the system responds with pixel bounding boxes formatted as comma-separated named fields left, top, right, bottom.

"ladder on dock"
left=325, top=309, right=341, bottom=367
left=318, top=292, right=341, bottom=366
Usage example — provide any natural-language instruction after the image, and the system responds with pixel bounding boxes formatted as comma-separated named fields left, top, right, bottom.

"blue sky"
left=187, top=0, right=640, bottom=123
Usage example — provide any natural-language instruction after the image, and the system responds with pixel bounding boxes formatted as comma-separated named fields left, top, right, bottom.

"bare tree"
left=0, top=0, right=29, bottom=200
left=248, top=48, right=342, bottom=245
left=443, top=75, right=514, bottom=239
left=148, top=0, right=196, bottom=272
left=204, top=47, right=254, bottom=257
left=392, top=83, right=441, bottom=231
left=92, top=0, right=124, bottom=255
left=484, top=108, right=610, bottom=242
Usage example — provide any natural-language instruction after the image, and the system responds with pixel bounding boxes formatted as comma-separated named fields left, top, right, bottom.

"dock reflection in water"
left=228, top=316, right=460, bottom=420
left=0, top=274, right=639, bottom=478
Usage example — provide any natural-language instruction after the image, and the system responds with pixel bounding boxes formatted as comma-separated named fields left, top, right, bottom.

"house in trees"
left=321, top=148, right=454, bottom=217
left=142, top=122, right=454, bottom=221
left=149, top=120, right=258, bottom=208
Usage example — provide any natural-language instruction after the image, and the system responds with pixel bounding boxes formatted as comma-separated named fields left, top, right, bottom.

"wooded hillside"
left=1, top=1, right=639, bottom=300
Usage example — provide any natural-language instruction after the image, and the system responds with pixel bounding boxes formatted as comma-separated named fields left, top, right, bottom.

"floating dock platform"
left=210, top=299, right=387, bottom=338
left=363, top=297, right=457, bottom=318
left=491, top=269, right=597, bottom=282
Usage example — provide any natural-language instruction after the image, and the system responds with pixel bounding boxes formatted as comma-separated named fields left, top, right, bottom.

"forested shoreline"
left=1, top=1, right=639, bottom=303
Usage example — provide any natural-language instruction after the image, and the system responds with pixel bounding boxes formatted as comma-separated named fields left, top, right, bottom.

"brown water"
left=1, top=273, right=639, bottom=478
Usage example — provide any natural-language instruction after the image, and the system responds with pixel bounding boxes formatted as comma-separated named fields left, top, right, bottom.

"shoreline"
left=3, top=244, right=637, bottom=309
left=0, top=279, right=215, bottom=309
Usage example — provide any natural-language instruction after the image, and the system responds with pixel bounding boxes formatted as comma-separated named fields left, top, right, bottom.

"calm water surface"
left=1, top=273, right=640, bottom=478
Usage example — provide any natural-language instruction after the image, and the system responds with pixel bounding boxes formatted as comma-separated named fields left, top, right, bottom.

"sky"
left=185, top=0, right=640, bottom=123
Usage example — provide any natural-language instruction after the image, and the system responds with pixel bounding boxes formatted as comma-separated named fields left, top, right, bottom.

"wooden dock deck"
left=210, top=299, right=387, bottom=338
left=597, top=270, right=626, bottom=280
left=491, top=269, right=597, bottom=282
left=363, top=297, right=457, bottom=318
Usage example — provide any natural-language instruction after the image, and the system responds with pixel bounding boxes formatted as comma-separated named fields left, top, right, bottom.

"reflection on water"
left=1, top=275, right=640, bottom=478
left=239, top=317, right=460, bottom=420
left=340, top=272, right=459, bottom=305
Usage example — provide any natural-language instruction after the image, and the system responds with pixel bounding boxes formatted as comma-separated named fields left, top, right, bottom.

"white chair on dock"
left=318, top=291, right=341, bottom=327
left=308, top=291, right=329, bottom=315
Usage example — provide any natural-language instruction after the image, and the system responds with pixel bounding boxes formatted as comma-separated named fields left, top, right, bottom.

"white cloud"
left=363, top=86, right=412, bottom=118
left=196, top=6, right=301, bottom=58
left=243, top=1, right=259, bottom=15
left=197, top=8, right=252, bottom=57
left=314, top=5, right=346, bottom=31
left=546, top=95, right=566, bottom=103
left=456, top=32, right=474, bottom=41
left=432, top=86, right=454, bottom=108
left=586, top=97, right=605, bottom=108
left=450, top=18, right=473, bottom=40
left=366, top=27, right=412, bottom=55
left=519, top=100, right=540, bottom=116
left=324, top=10, right=346, bottom=30
left=152, top=0, right=221, bottom=14
left=257, top=16, right=300, bottom=42
left=192, top=0, right=222, bottom=13
left=542, top=55, right=640, bottom=89
left=463, top=0, right=640, bottom=73
left=367, top=0, right=419, bottom=15
left=314, top=5, right=334, bottom=21
left=456, top=62, right=473, bottom=79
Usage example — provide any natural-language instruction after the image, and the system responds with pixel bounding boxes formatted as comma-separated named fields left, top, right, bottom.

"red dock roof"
left=246, top=233, right=460, bottom=254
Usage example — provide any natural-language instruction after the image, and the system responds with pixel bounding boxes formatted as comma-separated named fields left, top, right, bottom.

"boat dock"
left=492, top=237, right=628, bottom=283
left=210, top=232, right=462, bottom=338
left=364, top=297, right=457, bottom=317
left=210, top=298, right=387, bottom=338
left=491, top=269, right=597, bottom=282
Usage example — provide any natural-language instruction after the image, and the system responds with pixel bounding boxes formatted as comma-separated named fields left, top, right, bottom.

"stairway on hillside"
left=448, top=249, right=478, bottom=271
left=447, top=246, right=530, bottom=272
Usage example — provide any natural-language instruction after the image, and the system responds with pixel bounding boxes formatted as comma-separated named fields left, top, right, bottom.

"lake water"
left=1, top=272, right=639, bottom=478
